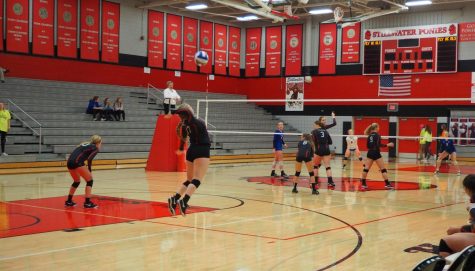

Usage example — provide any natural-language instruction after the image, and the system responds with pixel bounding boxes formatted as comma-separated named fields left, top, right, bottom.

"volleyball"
left=194, top=51, right=209, bottom=66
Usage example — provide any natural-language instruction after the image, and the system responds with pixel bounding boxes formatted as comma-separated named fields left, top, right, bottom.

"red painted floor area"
left=398, top=164, right=475, bottom=174
left=0, top=195, right=215, bottom=238
left=247, top=177, right=437, bottom=192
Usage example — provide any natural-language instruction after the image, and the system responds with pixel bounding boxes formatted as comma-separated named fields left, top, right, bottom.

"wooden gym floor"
left=0, top=158, right=473, bottom=270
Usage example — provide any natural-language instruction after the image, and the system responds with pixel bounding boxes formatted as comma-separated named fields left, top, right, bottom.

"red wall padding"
left=398, top=117, right=437, bottom=154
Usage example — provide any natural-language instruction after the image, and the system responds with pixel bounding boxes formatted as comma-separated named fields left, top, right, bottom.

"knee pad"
left=438, top=239, right=454, bottom=254
left=183, top=180, right=191, bottom=187
left=314, top=164, right=321, bottom=169
left=381, top=168, right=387, bottom=174
left=295, top=171, right=301, bottom=177
left=71, top=181, right=80, bottom=188
left=343, top=157, right=348, bottom=161
left=191, top=179, right=201, bottom=188
left=86, top=180, right=94, bottom=187
left=363, top=168, right=369, bottom=173
left=325, top=167, right=331, bottom=171
left=461, top=224, right=472, bottom=232
left=309, top=172, right=314, bottom=177
left=358, top=157, right=363, bottom=161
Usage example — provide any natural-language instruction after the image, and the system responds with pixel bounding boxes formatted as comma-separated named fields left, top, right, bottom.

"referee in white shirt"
left=163, top=81, right=181, bottom=116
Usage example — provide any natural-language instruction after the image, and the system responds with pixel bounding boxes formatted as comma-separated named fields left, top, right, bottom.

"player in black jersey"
left=168, top=103, right=210, bottom=217
left=312, top=116, right=336, bottom=189
left=64, top=135, right=102, bottom=208
left=360, top=123, right=394, bottom=190
left=292, top=134, right=316, bottom=194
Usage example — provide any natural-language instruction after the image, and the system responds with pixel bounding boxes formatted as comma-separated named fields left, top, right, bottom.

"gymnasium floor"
left=0, top=158, right=472, bottom=270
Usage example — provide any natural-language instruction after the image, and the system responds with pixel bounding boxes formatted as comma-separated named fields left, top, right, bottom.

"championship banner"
left=0, top=0, right=3, bottom=51
left=265, top=26, right=282, bottom=76
left=285, top=77, right=304, bottom=111
left=459, top=22, right=475, bottom=42
left=183, top=17, right=198, bottom=72
left=147, top=11, right=164, bottom=68
left=32, top=0, right=54, bottom=56
left=199, top=21, right=213, bottom=74
left=245, top=27, right=262, bottom=77
left=341, top=22, right=361, bottom=63
left=285, top=24, right=303, bottom=76
left=166, top=14, right=182, bottom=70
left=80, top=0, right=100, bottom=60
left=318, top=23, right=337, bottom=75
left=101, top=1, right=119, bottom=63
left=214, top=24, right=227, bottom=75
left=472, top=72, right=475, bottom=104
left=6, top=0, right=29, bottom=53
left=228, top=27, right=241, bottom=77
left=57, top=0, right=77, bottom=58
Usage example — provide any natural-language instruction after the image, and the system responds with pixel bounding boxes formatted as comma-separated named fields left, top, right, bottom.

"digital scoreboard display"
left=363, top=24, right=458, bottom=75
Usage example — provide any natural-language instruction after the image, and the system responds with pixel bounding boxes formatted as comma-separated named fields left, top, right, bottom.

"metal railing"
left=146, top=83, right=164, bottom=105
left=7, top=99, right=43, bottom=154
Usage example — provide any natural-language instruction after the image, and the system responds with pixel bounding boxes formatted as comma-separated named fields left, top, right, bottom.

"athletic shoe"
left=328, top=181, right=336, bottom=187
left=457, top=171, right=461, bottom=176
left=434, top=170, right=440, bottom=175
left=292, top=188, right=298, bottom=193
left=64, top=200, right=76, bottom=207
left=342, top=165, right=346, bottom=169
left=2, top=153, right=8, bottom=156
left=361, top=185, right=368, bottom=190
left=312, top=189, right=319, bottom=195
left=83, top=202, right=98, bottom=209
left=385, top=183, right=394, bottom=190
left=177, top=199, right=188, bottom=217
left=168, top=197, right=177, bottom=216
left=281, top=172, right=289, bottom=178
left=270, top=172, right=277, bottom=177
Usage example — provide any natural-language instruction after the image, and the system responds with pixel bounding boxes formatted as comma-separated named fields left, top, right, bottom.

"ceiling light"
left=185, top=3, right=208, bottom=10
left=309, top=8, right=333, bottom=15
left=405, top=0, right=432, bottom=7
left=237, top=15, right=259, bottom=21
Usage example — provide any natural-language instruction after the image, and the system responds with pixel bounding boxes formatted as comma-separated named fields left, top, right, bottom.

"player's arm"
left=177, top=124, right=188, bottom=151
left=87, top=149, right=99, bottom=172
left=325, top=117, right=337, bottom=129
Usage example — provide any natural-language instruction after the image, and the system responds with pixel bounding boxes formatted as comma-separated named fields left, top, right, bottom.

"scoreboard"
left=363, top=24, right=458, bottom=75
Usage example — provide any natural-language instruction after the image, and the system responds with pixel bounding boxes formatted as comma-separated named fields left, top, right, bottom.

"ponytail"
left=364, top=123, right=379, bottom=135
left=303, top=133, right=315, bottom=152
left=79, top=135, right=102, bottom=146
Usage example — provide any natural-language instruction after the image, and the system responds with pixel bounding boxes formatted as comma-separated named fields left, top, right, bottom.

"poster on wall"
left=214, top=24, right=227, bottom=75
left=57, top=0, right=77, bottom=58
left=101, top=1, right=120, bottom=63
left=318, top=23, right=337, bottom=75
left=199, top=21, right=213, bottom=74
left=166, top=14, right=182, bottom=70
left=285, top=24, right=303, bottom=76
left=449, top=110, right=475, bottom=145
left=245, top=27, right=262, bottom=77
left=147, top=11, right=164, bottom=68
left=265, top=26, right=282, bottom=76
left=6, top=0, right=29, bottom=53
left=341, top=22, right=361, bottom=63
left=183, top=17, right=198, bottom=72
left=32, top=0, right=54, bottom=56
left=228, top=26, right=241, bottom=77
left=285, top=77, right=304, bottom=111
left=459, top=22, right=475, bottom=42
left=80, top=0, right=100, bottom=60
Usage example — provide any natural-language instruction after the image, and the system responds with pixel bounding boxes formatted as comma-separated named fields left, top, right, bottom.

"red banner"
left=459, top=22, right=475, bottom=42
left=199, top=21, right=213, bottom=74
left=228, top=26, right=241, bottom=77
left=80, top=0, right=99, bottom=60
left=147, top=11, right=164, bottom=68
left=265, top=26, right=282, bottom=76
left=0, top=0, right=3, bottom=51
left=245, top=28, right=262, bottom=77
left=166, top=14, right=182, bottom=70
left=285, top=24, right=303, bottom=76
left=57, top=0, right=77, bottom=58
left=214, top=24, right=227, bottom=75
left=6, top=0, right=29, bottom=53
left=183, top=17, right=198, bottom=72
left=32, top=0, right=54, bottom=55
left=318, top=23, right=337, bottom=75
left=341, top=22, right=361, bottom=63
left=101, top=1, right=119, bottom=63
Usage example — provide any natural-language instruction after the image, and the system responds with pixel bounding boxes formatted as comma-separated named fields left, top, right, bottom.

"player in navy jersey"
left=292, top=134, right=316, bottom=194
left=435, top=129, right=461, bottom=175
left=360, top=123, right=394, bottom=190
left=271, top=121, right=288, bottom=178
left=168, top=103, right=211, bottom=217
left=312, top=116, right=336, bottom=190
left=64, top=135, right=102, bottom=208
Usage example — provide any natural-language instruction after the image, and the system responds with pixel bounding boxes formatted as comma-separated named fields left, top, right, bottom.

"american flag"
left=378, top=75, right=412, bottom=96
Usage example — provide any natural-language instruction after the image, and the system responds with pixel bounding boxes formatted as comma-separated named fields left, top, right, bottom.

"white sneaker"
left=457, top=171, right=461, bottom=176
left=2, top=153, right=8, bottom=156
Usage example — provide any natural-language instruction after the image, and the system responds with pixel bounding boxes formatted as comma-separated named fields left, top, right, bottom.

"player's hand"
left=176, top=150, right=184, bottom=155
left=284, top=144, right=288, bottom=148
left=331, top=111, right=335, bottom=118
left=272, top=149, right=275, bottom=153
left=387, top=142, right=394, bottom=148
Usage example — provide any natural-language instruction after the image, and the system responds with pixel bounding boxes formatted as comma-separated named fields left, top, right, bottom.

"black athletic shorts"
left=67, top=161, right=84, bottom=170
left=186, top=145, right=210, bottom=162
left=367, top=150, right=382, bottom=160
left=296, top=156, right=312, bottom=163
left=315, top=146, right=331, bottom=157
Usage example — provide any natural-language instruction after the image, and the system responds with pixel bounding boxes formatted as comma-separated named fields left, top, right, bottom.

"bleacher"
left=0, top=78, right=301, bottom=163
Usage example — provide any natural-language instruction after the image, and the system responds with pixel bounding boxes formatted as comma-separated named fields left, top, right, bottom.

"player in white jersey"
left=342, top=129, right=363, bottom=169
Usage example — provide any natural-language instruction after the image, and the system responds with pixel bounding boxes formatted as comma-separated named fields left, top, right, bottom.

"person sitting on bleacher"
left=103, top=99, right=114, bottom=121
left=113, top=97, right=125, bottom=121
left=439, top=174, right=475, bottom=258
left=86, top=96, right=103, bottom=121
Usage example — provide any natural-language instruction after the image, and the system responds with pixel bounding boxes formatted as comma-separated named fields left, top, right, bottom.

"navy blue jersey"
left=440, top=139, right=456, bottom=153
left=67, top=143, right=99, bottom=171
left=176, top=108, right=210, bottom=150
left=297, top=140, right=313, bottom=159
left=273, top=130, right=285, bottom=150
left=312, top=128, right=333, bottom=146
left=367, top=132, right=386, bottom=152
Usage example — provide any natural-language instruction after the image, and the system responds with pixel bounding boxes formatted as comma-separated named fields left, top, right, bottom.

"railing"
left=7, top=99, right=43, bottom=154
left=146, top=83, right=164, bottom=105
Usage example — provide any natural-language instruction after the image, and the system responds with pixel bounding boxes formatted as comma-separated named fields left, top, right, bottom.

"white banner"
left=364, top=24, right=458, bottom=41
left=285, top=77, right=304, bottom=111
